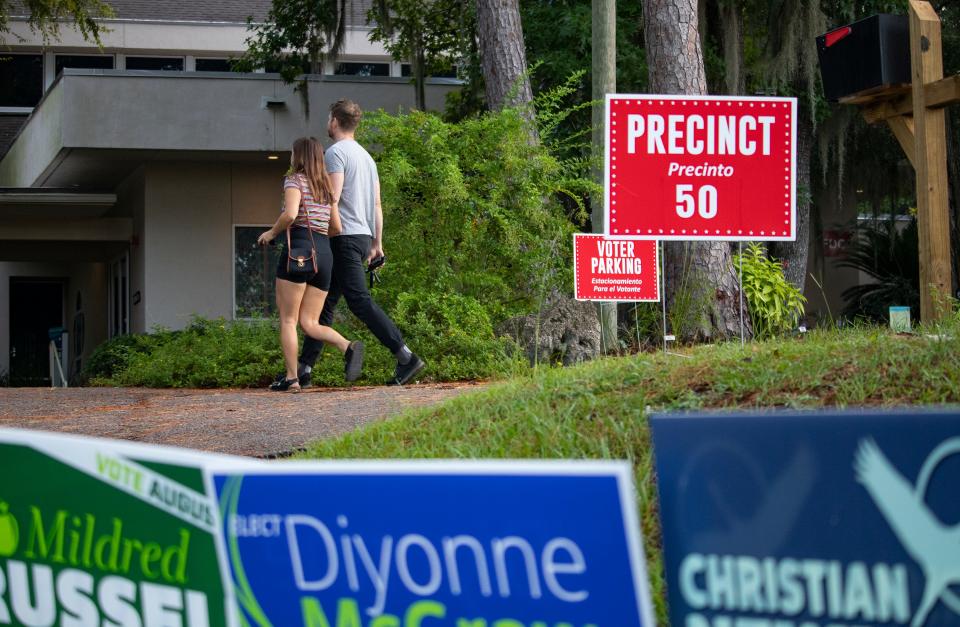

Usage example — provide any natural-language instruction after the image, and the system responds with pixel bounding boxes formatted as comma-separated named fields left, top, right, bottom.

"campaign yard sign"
left=650, top=409, right=960, bottom=627
left=573, top=234, right=659, bottom=302
left=210, top=461, right=655, bottom=627
left=0, top=428, right=252, bottom=627
left=605, top=95, right=797, bottom=242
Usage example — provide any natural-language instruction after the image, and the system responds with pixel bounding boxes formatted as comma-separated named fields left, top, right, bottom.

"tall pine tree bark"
left=593, top=0, right=617, bottom=349
left=643, top=0, right=750, bottom=341
left=718, top=0, right=743, bottom=95
left=476, top=0, right=534, bottom=110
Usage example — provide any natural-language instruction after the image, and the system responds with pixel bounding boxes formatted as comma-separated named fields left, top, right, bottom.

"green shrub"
left=92, top=310, right=517, bottom=388
left=734, top=243, right=806, bottom=339
left=359, top=106, right=587, bottom=323
left=107, top=318, right=281, bottom=388
left=83, top=332, right=167, bottom=380
left=391, top=291, right=523, bottom=380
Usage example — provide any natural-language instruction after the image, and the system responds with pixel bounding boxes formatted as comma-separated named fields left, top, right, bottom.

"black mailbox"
left=816, top=14, right=911, bottom=102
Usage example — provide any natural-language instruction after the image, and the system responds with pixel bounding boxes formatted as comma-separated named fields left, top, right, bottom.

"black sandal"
left=269, top=377, right=301, bottom=393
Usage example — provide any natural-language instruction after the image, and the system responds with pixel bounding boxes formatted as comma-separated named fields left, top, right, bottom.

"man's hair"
left=330, top=99, right=362, bottom=132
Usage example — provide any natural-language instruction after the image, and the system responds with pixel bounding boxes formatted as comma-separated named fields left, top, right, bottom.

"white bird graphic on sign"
left=854, top=438, right=960, bottom=627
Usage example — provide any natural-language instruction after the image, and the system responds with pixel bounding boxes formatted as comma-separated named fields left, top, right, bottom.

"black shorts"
left=276, top=227, right=333, bottom=291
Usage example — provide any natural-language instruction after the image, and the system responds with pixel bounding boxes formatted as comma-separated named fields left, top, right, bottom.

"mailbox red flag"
left=605, top=95, right=797, bottom=242
left=574, top=234, right=659, bottom=302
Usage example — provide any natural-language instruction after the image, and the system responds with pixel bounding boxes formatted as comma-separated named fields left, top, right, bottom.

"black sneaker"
left=387, top=354, right=425, bottom=386
left=344, top=341, right=364, bottom=382
left=298, top=367, right=312, bottom=388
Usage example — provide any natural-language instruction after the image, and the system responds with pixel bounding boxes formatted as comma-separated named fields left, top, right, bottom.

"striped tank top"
left=283, top=173, right=331, bottom=234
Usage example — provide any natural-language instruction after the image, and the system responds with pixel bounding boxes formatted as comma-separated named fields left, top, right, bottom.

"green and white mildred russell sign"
left=0, top=430, right=658, bottom=627
left=0, top=429, right=247, bottom=627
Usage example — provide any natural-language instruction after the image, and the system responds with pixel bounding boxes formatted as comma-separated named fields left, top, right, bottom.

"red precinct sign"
left=574, top=234, right=660, bottom=302
left=605, top=94, right=797, bottom=241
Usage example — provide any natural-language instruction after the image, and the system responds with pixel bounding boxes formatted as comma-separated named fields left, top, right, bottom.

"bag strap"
left=287, top=174, right=319, bottom=258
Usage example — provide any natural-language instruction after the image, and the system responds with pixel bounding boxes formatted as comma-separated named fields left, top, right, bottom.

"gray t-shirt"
left=325, top=139, right=379, bottom=237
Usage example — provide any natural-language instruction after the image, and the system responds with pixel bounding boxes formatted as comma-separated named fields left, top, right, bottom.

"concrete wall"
left=0, top=114, right=28, bottom=158
left=142, top=162, right=232, bottom=329
left=0, top=85, right=63, bottom=187
left=58, top=72, right=452, bottom=151
left=1, top=72, right=461, bottom=187
left=231, top=162, right=289, bottom=225
left=0, top=261, right=107, bottom=381
left=138, top=161, right=286, bottom=331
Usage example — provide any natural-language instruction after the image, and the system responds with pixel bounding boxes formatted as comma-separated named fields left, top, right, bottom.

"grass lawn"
left=300, top=325, right=960, bottom=623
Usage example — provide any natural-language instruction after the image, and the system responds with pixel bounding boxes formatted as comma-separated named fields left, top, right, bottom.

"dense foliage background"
left=82, top=0, right=960, bottom=387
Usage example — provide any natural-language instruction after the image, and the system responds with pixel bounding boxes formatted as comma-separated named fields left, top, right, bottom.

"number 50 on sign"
left=605, top=94, right=797, bottom=242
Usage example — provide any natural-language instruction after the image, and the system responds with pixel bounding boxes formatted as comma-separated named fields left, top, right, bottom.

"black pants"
left=300, top=234, right=404, bottom=367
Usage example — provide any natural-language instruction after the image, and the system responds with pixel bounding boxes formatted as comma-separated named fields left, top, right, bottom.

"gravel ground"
left=0, top=383, right=484, bottom=458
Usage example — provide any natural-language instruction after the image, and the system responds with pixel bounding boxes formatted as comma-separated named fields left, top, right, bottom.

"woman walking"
left=258, top=137, right=364, bottom=392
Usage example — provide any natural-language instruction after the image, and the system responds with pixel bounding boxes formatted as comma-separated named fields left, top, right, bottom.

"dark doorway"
left=9, top=279, right=64, bottom=387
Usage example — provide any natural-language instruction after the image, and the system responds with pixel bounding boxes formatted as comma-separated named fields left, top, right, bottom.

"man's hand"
left=367, top=241, right=385, bottom=265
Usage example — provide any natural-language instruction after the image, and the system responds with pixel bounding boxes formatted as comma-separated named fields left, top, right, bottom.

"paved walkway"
left=0, top=383, right=484, bottom=458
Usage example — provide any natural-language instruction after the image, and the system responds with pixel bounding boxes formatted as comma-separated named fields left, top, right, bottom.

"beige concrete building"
left=0, top=0, right=461, bottom=385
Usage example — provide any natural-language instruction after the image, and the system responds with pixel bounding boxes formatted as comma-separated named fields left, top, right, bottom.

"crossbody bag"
left=286, top=177, right=320, bottom=275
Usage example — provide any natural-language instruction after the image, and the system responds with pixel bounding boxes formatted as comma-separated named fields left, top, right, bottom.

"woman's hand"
left=257, top=229, right=276, bottom=246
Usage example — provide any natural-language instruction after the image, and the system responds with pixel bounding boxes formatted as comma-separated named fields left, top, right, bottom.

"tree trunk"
left=642, top=0, right=749, bottom=341
left=475, top=0, right=535, bottom=110
left=718, top=0, right=743, bottom=95
left=770, top=99, right=812, bottom=293
left=592, top=0, right=617, bottom=350
left=413, top=41, right=427, bottom=111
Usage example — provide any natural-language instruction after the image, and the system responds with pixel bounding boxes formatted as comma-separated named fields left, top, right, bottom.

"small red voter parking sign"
left=574, top=234, right=659, bottom=302
left=606, top=94, right=796, bottom=241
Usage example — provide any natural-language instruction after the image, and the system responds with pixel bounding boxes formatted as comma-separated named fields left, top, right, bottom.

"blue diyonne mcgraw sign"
left=210, top=461, right=655, bottom=627
left=650, top=409, right=960, bottom=627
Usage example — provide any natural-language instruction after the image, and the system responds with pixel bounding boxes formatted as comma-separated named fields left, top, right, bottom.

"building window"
left=234, top=226, right=282, bottom=318
left=125, top=57, right=184, bottom=71
left=262, top=59, right=316, bottom=75
left=401, top=64, right=457, bottom=78
left=195, top=58, right=232, bottom=72
left=108, top=253, right=129, bottom=338
left=55, top=55, right=114, bottom=76
left=335, top=62, right=389, bottom=77
left=0, top=54, right=43, bottom=107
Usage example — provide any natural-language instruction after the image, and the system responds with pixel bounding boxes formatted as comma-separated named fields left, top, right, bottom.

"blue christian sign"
left=650, top=409, right=960, bottom=627
left=209, top=461, right=655, bottom=627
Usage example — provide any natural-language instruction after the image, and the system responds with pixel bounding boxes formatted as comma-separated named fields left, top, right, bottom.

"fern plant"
left=734, top=243, right=807, bottom=339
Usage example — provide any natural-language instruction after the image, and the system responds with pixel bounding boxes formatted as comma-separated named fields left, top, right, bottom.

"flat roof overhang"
left=0, top=240, right=130, bottom=262
left=0, top=70, right=463, bottom=189
left=0, top=189, right=130, bottom=260
left=0, top=189, right=116, bottom=217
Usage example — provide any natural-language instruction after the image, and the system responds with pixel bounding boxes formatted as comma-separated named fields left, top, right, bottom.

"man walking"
left=296, top=99, right=425, bottom=386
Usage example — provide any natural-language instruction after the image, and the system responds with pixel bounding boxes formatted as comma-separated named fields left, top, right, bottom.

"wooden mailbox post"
left=847, top=1, right=959, bottom=322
